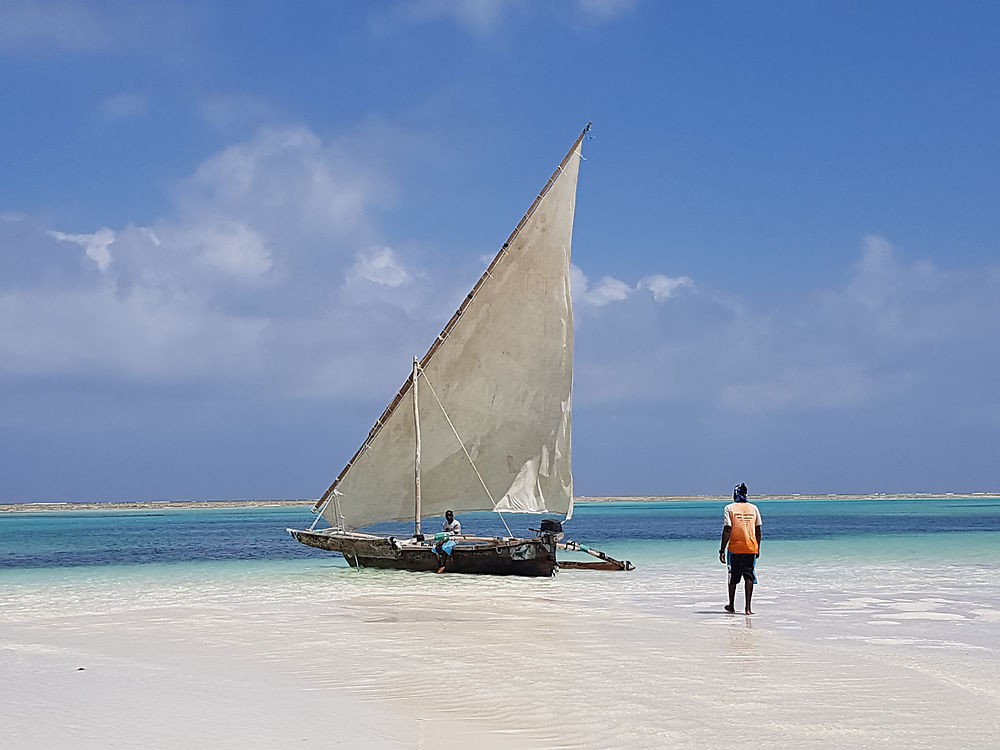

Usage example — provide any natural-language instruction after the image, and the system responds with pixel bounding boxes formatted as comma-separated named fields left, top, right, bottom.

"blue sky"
left=1, top=0, right=998, bottom=502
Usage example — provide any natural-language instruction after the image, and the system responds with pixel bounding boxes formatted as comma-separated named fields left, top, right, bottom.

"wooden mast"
left=412, top=358, right=422, bottom=537
left=312, top=123, right=590, bottom=516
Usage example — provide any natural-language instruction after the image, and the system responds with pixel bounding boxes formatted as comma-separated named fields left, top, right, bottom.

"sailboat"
left=288, top=124, right=633, bottom=576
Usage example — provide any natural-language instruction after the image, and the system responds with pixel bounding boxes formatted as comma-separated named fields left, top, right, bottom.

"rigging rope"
left=416, top=363, right=514, bottom=538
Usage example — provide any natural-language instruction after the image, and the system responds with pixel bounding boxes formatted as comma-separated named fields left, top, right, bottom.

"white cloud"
left=586, top=276, right=631, bottom=306
left=638, top=273, right=693, bottom=301
left=178, top=126, right=379, bottom=242
left=183, top=223, right=274, bottom=281
left=573, top=236, right=1000, bottom=424
left=5, top=115, right=998, bottom=451
left=0, top=124, right=411, bottom=394
left=347, top=246, right=412, bottom=287
left=0, top=283, right=268, bottom=381
left=571, top=264, right=694, bottom=308
left=49, top=228, right=115, bottom=272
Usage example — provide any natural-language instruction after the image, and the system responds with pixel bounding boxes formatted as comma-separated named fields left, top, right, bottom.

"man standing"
left=719, top=483, right=762, bottom=615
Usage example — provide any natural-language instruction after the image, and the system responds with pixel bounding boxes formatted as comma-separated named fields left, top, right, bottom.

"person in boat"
left=434, top=510, right=461, bottom=573
left=719, top=482, right=762, bottom=615
left=442, top=509, right=461, bottom=535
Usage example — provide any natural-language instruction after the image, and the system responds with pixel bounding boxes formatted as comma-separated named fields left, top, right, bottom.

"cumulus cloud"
left=571, top=264, right=693, bottom=308
left=347, top=246, right=413, bottom=287
left=573, top=236, right=1000, bottom=427
left=177, top=127, right=379, bottom=243
left=0, top=222, right=272, bottom=383
left=173, top=222, right=274, bottom=282
left=4, top=111, right=997, bottom=470
left=571, top=268, right=631, bottom=307
left=0, top=124, right=429, bottom=397
left=638, top=274, right=694, bottom=301
left=0, top=281, right=269, bottom=382
left=49, top=228, right=116, bottom=272
left=4, top=144, right=999, bottom=499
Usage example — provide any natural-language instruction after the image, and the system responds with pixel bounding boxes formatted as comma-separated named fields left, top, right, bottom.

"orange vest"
left=724, top=501, right=761, bottom=554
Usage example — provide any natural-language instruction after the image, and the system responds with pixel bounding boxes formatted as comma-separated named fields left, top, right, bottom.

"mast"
left=412, top=358, right=422, bottom=537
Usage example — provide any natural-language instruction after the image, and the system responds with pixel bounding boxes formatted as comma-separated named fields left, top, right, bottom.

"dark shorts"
left=728, top=553, right=757, bottom=585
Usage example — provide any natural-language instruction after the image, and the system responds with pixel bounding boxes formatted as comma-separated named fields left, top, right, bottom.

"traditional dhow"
left=287, top=124, right=633, bottom=576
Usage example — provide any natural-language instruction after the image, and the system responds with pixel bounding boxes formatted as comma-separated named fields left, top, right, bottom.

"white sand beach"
left=4, top=551, right=999, bottom=749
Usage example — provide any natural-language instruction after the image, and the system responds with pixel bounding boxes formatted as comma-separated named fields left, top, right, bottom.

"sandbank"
left=3, top=492, right=997, bottom=514
left=4, top=555, right=999, bottom=748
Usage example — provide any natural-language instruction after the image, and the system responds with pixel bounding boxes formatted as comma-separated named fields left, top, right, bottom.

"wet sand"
left=4, top=552, right=999, bottom=749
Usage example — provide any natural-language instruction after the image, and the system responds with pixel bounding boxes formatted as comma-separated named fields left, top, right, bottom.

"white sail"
left=317, top=131, right=584, bottom=531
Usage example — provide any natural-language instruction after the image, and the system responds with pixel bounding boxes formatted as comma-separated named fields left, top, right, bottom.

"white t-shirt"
left=442, top=518, right=461, bottom=534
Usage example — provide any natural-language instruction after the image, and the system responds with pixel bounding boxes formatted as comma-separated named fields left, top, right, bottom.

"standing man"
left=719, top=482, right=762, bottom=615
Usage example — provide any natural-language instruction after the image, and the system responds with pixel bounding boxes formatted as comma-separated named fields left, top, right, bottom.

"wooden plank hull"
left=288, top=528, right=557, bottom=577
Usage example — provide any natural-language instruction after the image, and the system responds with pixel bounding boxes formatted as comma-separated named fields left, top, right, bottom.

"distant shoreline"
left=2, top=493, right=997, bottom=514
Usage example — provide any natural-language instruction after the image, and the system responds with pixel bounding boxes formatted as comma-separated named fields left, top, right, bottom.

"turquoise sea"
left=3, top=496, right=999, bottom=572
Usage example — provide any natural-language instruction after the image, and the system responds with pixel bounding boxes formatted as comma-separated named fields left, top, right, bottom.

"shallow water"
left=3, top=498, right=1000, bottom=748
left=4, top=496, right=999, bottom=568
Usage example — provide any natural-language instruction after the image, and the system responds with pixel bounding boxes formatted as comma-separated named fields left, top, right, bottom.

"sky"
left=1, top=0, right=998, bottom=502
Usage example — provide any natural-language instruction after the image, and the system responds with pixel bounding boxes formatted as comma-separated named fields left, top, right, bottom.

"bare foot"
left=436, top=567, right=445, bottom=574
left=724, top=605, right=735, bottom=613
left=745, top=609, right=754, bottom=615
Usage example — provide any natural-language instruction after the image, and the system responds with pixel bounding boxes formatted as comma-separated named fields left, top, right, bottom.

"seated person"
left=442, top=509, right=461, bottom=535
left=434, top=510, right=461, bottom=573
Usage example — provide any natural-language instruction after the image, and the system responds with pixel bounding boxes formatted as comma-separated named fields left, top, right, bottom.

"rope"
left=308, top=506, right=322, bottom=530
left=310, top=489, right=344, bottom=531
left=416, top=363, right=514, bottom=538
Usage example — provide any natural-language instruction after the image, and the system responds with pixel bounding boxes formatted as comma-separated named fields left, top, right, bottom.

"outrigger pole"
left=557, top=540, right=635, bottom=571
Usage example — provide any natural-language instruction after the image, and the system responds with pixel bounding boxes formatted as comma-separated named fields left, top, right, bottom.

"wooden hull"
left=287, top=528, right=557, bottom=577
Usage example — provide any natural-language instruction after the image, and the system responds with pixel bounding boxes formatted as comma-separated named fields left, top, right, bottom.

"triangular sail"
left=316, top=127, right=586, bottom=531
